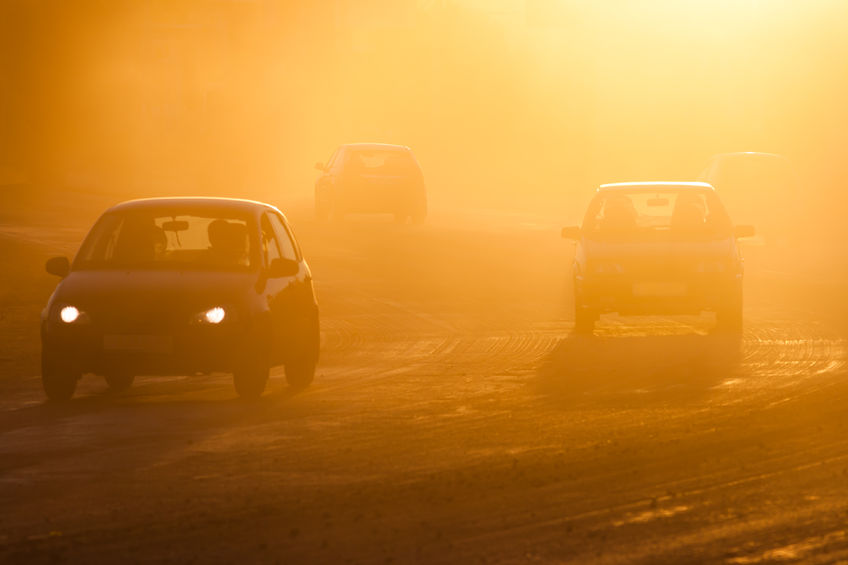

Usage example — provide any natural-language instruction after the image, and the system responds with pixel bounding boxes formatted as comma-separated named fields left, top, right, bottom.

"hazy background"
left=1, top=0, right=846, bottom=223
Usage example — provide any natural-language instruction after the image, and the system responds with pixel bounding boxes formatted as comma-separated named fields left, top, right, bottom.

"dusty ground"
left=2, top=188, right=848, bottom=564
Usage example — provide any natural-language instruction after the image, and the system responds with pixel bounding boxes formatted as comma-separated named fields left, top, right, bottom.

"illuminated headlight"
left=196, top=307, right=227, bottom=325
left=592, top=262, right=624, bottom=274
left=695, top=261, right=726, bottom=273
left=58, top=305, right=89, bottom=324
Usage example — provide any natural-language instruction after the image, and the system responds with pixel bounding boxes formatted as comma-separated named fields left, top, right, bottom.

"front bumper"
left=41, top=322, right=247, bottom=376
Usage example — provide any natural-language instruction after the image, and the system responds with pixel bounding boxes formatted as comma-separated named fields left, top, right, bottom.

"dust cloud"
left=5, top=3, right=848, bottom=563
left=2, top=1, right=847, bottom=233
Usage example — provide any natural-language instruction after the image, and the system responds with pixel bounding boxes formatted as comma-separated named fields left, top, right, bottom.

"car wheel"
left=574, top=306, right=597, bottom=334
left=104, top=372, right=135, bottom=392
left=331, top=207, right=347, bottom=223
left=41, top=347, right=79, bottom=401
left=716, top=288, right=743, bottom=333
left=573, top=277, right=596, bottom=334
left=285, top=315, right=319, bottom=389
left=285, top=358, right=315, bottom=389
left=233, top=334, right=270, bottom=399
left=315, top=200, right=330, bottom=222
left=411, top=207, right=426, bottom=225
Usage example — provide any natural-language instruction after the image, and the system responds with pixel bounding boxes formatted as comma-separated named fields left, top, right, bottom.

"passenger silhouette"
left=601, top=195, right=637, bottom=232
left=114, top=220, right=165, bottom=264
left=208, top=219, right=248, bottom=266
left=671, top=194, right=706, bottom=232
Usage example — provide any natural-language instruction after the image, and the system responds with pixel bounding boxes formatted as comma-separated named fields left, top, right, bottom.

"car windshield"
left=583, top=189, right=733, bottom=241
left=344, top=149, right=418, bottom=176
left=74, top=208, right=256, bottom=271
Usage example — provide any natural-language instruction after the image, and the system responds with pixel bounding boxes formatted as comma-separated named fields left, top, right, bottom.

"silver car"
left=562, top=182, right=755, bottom=333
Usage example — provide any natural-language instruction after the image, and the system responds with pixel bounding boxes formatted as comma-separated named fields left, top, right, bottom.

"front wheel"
left=285, top=359, right=315, bottom=389
left=285, top=315, right=319, bottom=389
left=41, top=347, right=79, bottom=401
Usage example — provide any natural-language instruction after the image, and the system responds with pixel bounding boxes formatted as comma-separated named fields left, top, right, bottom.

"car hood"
left=50, top=269, right=258, bottom=316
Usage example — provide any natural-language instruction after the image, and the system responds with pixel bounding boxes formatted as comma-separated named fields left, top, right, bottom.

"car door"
left=259, top=213, right=295, bottom=364
left=317, top=147, right=340, bottom=196
left=262, top=212, right=315, bottom=364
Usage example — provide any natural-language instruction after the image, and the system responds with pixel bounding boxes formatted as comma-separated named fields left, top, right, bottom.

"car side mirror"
left=267, top=258, right=299, bottom=278
left=46, top=256, right=70, bottom=277
left=314, top=161, right=325, bottom=172
left=734, top=225, right=755, bottom=238
left=561, top=226, right=582, bottom=240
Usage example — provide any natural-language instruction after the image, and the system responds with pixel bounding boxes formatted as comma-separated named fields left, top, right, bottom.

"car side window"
left=266, top=213, right=298, bottom=262
left=331, top=148, right=347, bottom=172
left=260, top=215, right=282, bottom=267
left=326, top=148, right=340, bottom=171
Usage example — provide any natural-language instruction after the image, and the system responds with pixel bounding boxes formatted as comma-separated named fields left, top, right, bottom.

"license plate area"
left=632, top=281, right=687, bottom=297
left=103, top=334, right=173, bottom=354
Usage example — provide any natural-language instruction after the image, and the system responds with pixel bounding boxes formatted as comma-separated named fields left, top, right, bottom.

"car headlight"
left=194, top=306, right=230, bottom=325
left=592, top=261, right=624, bottom=274
left=695, top=260, right=727, bottom=273
left=58, top=305, right=89, bottom=324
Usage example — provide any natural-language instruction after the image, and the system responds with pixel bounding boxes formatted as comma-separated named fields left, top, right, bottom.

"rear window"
left=344, top=149, right=419, bottom=176
left=583, top=189, right=732, bottom=241
left=75, top=208, right=256, bottom=271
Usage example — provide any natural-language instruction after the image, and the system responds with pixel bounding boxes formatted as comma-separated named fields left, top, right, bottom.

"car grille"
left=91, top=302, right=190, bottom=333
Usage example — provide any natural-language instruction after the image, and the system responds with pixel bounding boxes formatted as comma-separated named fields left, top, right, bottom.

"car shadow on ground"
left=0, top=374, right=309, bottom=435
left=535, top=324, right=742, bottom=408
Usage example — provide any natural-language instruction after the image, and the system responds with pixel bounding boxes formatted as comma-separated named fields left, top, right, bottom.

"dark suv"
left=41, top=197, right=319, bottom=400
left=314, top=143, right=426, bottom=223
left=562, top=182, right=755, bottom=334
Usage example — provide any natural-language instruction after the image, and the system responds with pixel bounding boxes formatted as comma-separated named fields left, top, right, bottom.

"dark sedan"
left=562, top=182, right=755, bottom=334
left=40, top=197, right=319, bottom=400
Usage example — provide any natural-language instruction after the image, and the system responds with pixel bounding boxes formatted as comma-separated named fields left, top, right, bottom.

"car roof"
left=598, top=181, right=715, bottom=192
left=708, top=152, right=787, bottom=160
left=107, top=197, right=281, bottom=215
left=342, top=143, right=410, bottom=152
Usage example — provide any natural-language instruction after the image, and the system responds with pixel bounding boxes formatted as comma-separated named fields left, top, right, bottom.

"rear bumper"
left=578, top=274, right=741, bottom=315
left=334, top=180, right=425, bottom=213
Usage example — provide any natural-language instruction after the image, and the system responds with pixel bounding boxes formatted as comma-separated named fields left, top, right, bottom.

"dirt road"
left=2, top=196, right=848, bottom=564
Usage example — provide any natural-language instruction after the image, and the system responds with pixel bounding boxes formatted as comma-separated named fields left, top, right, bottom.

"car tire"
left=233, top=333, right=270, bottom=399
left=573, top=276, right=596, bottom=334
left=285, top=315, right=319, bottom=389
left=331, top=207, right=346, bottom=223
left=315, top=200, right=330, bottom=222
left=285, top=358, right=315, bottom=389
left=233, top=358, right=269, bottom=400
left=411, top=207, right=426, bottom=225
left=716, top=288, right=743, bottom=333
left=104, top=372, right=135, bottom=392
left=41, top=347, right=79, bottom=401
left=574, top=306, right=596, bottom=334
